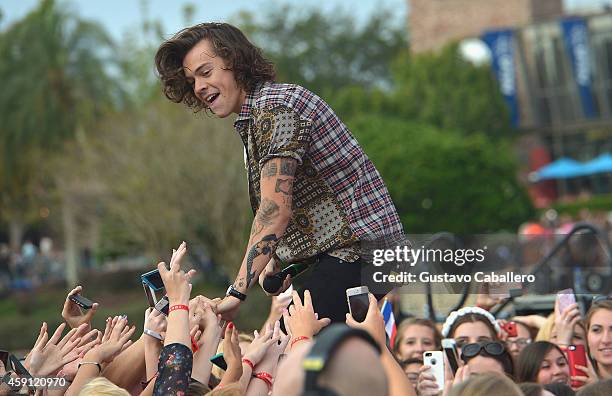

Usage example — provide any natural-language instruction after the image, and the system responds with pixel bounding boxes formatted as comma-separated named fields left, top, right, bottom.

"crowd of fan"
left=1, top=242, right=611, bottom=396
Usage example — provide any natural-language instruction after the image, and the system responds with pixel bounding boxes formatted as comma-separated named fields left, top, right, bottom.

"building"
left=409, top=0, right=612, bottom=205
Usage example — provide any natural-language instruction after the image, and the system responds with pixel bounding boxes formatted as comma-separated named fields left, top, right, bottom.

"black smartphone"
left=9, top=354, right=32, bottom=378
left=69, top=294, right=94, bottom=310
left=346, top=286, right=369, bottom=322
left=0, top=350, right=8, bottom=367
left=210, top=353, right=227, bottom=371
left=154, top=295, right=170, bottom=316
left=442, top=338, right=460, bottom=374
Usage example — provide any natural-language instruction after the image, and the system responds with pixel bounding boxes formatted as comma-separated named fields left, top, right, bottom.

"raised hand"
left=345, top=293, right=386, bottom=348
left=61, top=285, right=99, bottom=330
left=243, top=323, right=279, bottom=366
left=257, top=320, right=290, bottom=368
left=222, top=322, right=243, bottom=383
left=144, top=307, right=167, bottom=339
left=553, top=298, right=581, bottom=345
left=282, top=290, right=330, bottom=340
left=86, top=316, right=136, bottom=365
left=158, top=242, right=196, bottom=305
left=26, top=322, right=87, bottom=376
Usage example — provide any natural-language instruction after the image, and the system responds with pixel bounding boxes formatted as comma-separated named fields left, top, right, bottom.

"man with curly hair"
left=154, top=23, right=403, bottom=322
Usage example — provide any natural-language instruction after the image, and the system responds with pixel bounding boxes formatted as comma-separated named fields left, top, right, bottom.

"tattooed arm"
left=215, top=157, right=297, bottom=320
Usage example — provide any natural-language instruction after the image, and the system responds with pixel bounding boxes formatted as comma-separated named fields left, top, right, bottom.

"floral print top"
left=153, top=343, right=193, bottom=396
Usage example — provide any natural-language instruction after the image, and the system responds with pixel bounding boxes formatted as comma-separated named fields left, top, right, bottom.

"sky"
left=1, top=0, right=610, bottom=41
left=0, top=0, right=408, bottom=40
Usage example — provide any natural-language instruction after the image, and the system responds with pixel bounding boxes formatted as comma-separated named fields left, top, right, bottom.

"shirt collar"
left=234, top=82, right=265, bottom=126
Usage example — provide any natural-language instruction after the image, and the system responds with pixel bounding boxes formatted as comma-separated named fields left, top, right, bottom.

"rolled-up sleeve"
left=255, top=105, right=312, bottom=167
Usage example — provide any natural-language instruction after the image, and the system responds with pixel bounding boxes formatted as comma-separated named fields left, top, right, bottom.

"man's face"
left=183, top=39, right=246, bottom=118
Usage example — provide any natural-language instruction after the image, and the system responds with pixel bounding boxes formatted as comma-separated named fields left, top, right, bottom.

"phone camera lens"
left=430, top=358, right=437, bottom=365
left=425, top=352, right=431, bottom=357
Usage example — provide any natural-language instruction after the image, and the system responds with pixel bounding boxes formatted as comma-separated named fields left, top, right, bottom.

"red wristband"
left=291, top=336, right=310, bottom=348
left=242, top=358, right=254, bottom=370
left=253, top=372, right=273, bottom=390
left=191, top=336, right=199, bottom=352
left=168, top=304, right=189, bottom=313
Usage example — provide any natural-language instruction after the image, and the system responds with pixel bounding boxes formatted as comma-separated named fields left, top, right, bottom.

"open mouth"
left=206, top=93, right=220, bottom=106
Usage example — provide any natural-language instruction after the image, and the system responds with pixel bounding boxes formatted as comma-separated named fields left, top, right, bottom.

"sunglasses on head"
left=461, top=341, right=506, bottom=360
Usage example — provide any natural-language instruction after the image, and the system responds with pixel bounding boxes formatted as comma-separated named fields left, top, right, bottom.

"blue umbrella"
left=533, top=157, right=587, bottom=181
left=582, top=153, right=612, bottom=174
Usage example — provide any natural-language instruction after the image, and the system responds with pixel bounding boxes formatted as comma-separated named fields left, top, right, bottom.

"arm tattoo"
left=275, top=178, right=293, bottom=195
left=280, top=159, right=297, bottom=176
left=255, top=198, right=280, bottom=227
left=245, top=234, right=278, bottom=288
left=262, top=162, right=278, bottom=178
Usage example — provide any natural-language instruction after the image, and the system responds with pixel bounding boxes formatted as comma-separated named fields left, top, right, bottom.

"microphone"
left=262, top=262, right=310, bottom=294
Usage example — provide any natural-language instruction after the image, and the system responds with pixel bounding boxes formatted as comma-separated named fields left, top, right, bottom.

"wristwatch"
left=226, top=285, right=247, bottom=301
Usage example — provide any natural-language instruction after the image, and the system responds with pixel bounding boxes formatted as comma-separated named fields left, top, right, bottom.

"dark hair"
left=462, top=341, right=514, bottom=377
left=154, top=22, right=275, bottom=112
left=576, top=379, right=612, bottom=396
left=544, top=382, right=575, bottom=396
left=449, top=313, right=499, bottom=340
left=516, top=341, right=567, bottom=383
left=519, top=383, right=543, bottom=396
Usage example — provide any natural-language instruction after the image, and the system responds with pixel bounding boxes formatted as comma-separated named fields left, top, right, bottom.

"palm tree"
left=0, top=0, right=120, bottom=283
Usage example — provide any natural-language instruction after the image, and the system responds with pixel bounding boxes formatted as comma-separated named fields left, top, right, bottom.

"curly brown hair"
left=154, top=22, right=275, bottom=112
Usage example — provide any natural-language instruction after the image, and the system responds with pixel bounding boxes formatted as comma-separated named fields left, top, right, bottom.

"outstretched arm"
left=217, top=157, right=296, bottom=319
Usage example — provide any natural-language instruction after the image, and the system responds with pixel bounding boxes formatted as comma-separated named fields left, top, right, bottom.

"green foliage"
left=233, top=5, right=407, bottom=98
left=0, top=0, right=119, bottom=225
left=390, top=43, right=512, bottom=138
left=350, top=116, right=534, bottom=233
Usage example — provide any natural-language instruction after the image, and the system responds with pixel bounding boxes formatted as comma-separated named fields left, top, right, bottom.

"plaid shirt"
left=234, top=82, right=404, bottom=263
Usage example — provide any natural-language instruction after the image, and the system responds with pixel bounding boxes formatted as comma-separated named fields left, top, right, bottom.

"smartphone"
left=142, top=269, right=165, bottom=307
left=9, top=354, right=32, bottom=378
left=154, top=295, right=170, bottom=316
left=442, top=338, right=460, bottom=374
left=0, top=350, right=8, bottom=367
left=210, top=353, right=228, bottom=371
left=557, top=289, right=576, bottom=313
left=69, top=294, right=94, bottom=310
left=567, top=344, right=587, bottom=388
left=346, top=286, right=369, bottom=322
left=142, top=269, right=164, bottom=290
left=501, top=321, right=518, bottom=338
left=423, top=351, right=445, bottom=390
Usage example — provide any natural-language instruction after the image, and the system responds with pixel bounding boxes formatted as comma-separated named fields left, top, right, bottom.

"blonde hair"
left=535, top=313, right=555, bottom=342
left=448, top=373, right=522, bottom=396
left=205, top=383, right=245, bottom=395
left=78, top=377, right=130, bottom=396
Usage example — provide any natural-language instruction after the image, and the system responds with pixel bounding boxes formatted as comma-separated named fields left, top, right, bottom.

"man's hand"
left=258, top=257, right=292, bottom=296
left=282, top=290, right=330, bottom=339
left=213, top=296, right=241, bottom=321
left=61, top=285, right=99, bottom=330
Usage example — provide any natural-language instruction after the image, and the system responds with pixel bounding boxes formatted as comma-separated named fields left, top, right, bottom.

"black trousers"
left=288, top=254, right=388, bottom=325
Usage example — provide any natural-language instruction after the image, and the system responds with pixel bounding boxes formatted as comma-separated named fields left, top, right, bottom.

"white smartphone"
left=423, top=351, right=445, bottom=390
left=346, top=286, right=369, bottom=322
left=557, top=288, right=576, bottom=313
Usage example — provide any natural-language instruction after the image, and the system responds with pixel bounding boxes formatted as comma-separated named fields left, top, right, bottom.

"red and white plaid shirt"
left=234, top=82, right=404, bottom=263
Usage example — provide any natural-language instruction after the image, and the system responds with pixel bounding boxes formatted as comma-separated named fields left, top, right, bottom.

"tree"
left=0, top=0, right=119, bottom=256
left=233, top=5, right=407, bottom=98
left=390, top=42, right=512, bottom=138
left=350, top=116, right=533, bottom=233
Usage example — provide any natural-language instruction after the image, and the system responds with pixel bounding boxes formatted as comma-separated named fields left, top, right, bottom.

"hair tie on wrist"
left=169, top=304, right=189, bottom=313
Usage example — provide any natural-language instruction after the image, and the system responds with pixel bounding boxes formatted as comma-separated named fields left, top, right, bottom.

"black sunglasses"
left=461, top=341, right=506, bottom=360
